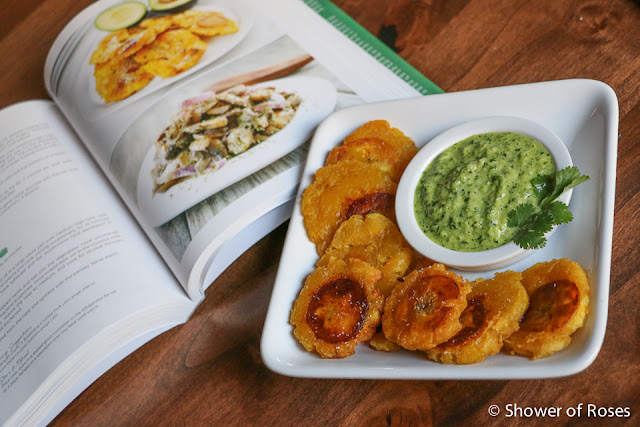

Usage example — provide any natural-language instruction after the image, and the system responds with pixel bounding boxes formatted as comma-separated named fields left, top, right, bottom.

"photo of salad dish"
left=152, top=84, right=302, bottom=193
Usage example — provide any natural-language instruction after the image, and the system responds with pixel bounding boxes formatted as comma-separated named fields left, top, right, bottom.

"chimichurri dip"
left=414, top=132, right=555, bottom=251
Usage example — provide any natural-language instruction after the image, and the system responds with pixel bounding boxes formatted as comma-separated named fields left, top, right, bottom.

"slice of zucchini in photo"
left=148, top=0, right=197, bottom=12
left=95, top=1, right=148, bottom=31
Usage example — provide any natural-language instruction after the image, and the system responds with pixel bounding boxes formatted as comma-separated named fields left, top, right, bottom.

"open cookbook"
left=0, top=0, right=441, bottom=425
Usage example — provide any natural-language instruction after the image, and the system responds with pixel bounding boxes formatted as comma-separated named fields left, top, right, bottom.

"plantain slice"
left=503, top=258, right=590, bottom=360
left=344, top=120, right=415, bottom=146
left=94, top=56, right=155, bottom=103
left=134, top=29, right=207, bottom=78
left=171, top=10, right=239, bottom=37
left=290, top=258, right=384, bottom=359
left=382, top=263, right=471, bottom=351
left=90, top=26, right=158, bottom=65
left=325, top=135, right=417, bottom=182
left=138, top=15, right=176, bottom=32
left=425, top=271, right=529, bottom=364
left=301, top=160, right=397, bottom=255
left=316, top=213, right=412, bottom=297
left=368, top=330, right=401, bottom=352
left=406, top=254, right=436, bottom=275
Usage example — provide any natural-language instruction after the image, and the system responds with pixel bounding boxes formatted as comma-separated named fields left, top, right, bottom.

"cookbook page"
left=44, top=0, right=439, bottom=299
left=0, top=101, right=193, bottom=425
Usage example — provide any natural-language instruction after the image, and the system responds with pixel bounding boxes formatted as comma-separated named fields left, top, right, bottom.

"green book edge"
left=301, top=0, right=443, bottom=96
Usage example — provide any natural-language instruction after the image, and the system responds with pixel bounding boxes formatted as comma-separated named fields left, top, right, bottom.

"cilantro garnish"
left=507, top=166, right=589, bottom=249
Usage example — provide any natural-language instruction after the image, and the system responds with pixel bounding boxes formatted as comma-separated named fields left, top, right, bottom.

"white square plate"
left=261, top=79, right=618, bottom=379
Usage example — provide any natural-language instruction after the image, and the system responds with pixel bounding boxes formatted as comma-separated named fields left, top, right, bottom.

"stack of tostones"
left=503, top=258, right=590, bottom=360
left=290, top=258, right=384, bottom=358
left=425, top=271, right=529, bottom=364
left=91, top=10, right=238, bottom=103
left=382, top=263, right=471, bottom=351
left=301, top=120, right=417, bottom=255
left=301, top=160, right=398, bottom=255
left=292, top=121, right=418, bottom=358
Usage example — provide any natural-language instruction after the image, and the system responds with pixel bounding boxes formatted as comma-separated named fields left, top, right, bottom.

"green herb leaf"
left=531, top=174, right=553, bottom=202
left=541, top=166, right=590, bottom=205
left=545, top=201, right=573, bottom=224
left=507, top=203, right=536, bottom=228
left=513, top=228, right=547, bottom=250
left=512, top=210, right=553, bottom=249
left=507, top=166, right=589, bottom=249
left=529, top=210, right=555, bottom=234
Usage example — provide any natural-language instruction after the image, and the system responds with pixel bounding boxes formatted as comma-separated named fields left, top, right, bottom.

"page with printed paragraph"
left=0, top=101, right=193, bottom=426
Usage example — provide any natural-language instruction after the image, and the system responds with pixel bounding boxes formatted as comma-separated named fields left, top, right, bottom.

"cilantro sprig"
left=507, top=166, right=590, bottom=249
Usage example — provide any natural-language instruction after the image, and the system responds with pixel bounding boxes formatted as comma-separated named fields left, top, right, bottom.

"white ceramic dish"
left=261, top=79, right=618, bottom=379
left=137, top=76, right=337, bottom=226
left=395, top=116, right=573, bottom=271
left=85, top=1, right=254, bottom=110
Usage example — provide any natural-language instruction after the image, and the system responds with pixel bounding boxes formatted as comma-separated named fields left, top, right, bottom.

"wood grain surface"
left=1, top=0, right=639, bottom=425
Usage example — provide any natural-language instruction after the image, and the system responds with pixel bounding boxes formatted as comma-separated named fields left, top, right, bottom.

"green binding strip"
left=0, top=248, right=7, bottom=259
left=300, top=0, right=443, bottom=95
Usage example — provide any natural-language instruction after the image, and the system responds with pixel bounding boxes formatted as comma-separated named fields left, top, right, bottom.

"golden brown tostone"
left=290, top=258, right=384, bottom=358
left=382, top=264, right=470, bottom=351
left=503, top=258, right=590, bottom=360
left=301, top=161, right=398, bottom=255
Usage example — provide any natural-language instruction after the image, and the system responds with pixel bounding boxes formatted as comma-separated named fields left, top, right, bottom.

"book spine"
left=300, top=0, right=443, bottom=96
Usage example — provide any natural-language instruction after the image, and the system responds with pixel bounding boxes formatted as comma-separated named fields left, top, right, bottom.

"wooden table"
left=2, top=0, right=639, bottom=424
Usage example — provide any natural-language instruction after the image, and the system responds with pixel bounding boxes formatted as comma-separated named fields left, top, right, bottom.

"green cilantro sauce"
left=414, top=132, right=555, bottom=251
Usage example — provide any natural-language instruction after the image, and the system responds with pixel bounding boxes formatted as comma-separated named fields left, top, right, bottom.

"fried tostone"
left=368, top=331, right=401, bottom=352
left=290, top=258, right=384, bottom=358
left=406, top=255, right=436, bottom=275
left=382, top=263, right=471, bottom=351
left=316, top=213, right=412, bottom=297
left=94, top=56, right=155, bottom=103
left=172, top=10, right=239, bottom=37
left=503, top=258, right=590, bottom=360
left=134, top=29, right=207, bottom=78
left=344, top=120, right=415, bottom=146
left=325, top=134, right=417, bottom=182
left=301, top=161, right=398, bottom=255
left=90, top=26, right=158, bottom=65
left=138, top=15, right=176, bottom=33
left=425, top=271, right=529, bottom=364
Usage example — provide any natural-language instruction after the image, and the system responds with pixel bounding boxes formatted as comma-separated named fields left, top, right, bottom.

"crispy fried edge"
left=325, top=136, right=417, bottom=183
left=382, top=263, right=471, bottom=351
left=301, top=161, right=397, bottom=255
left=502, top=258, right=590, bottom=360
left=316, top=213, right=412, bottom=297
left=425, top=271, right=528, bottom=364
left=290, top=258, right=384, bottom=358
